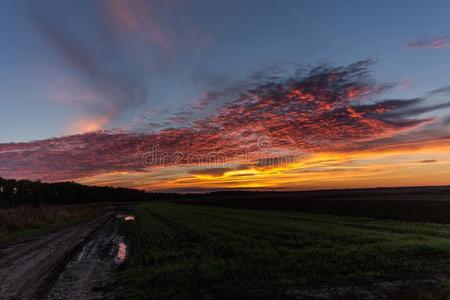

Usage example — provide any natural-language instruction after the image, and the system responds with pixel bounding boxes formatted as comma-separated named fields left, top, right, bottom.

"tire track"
left=0, top=208, right=133, bottom=300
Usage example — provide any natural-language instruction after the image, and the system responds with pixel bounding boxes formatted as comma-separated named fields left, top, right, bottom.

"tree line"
left=0, top=177, right=181, bottom=207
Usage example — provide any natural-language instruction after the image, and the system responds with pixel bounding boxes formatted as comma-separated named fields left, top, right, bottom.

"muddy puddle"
left=113, top=214, right=134, bottom=264
left=116, top=213, right=136, bottom=222
left=45, top=213, right=135, bottom=299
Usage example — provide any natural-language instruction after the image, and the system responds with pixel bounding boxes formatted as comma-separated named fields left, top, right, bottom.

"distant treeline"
left=0, top=177, right=181, bottom=207
left=3, top=175, right=450, bottom=211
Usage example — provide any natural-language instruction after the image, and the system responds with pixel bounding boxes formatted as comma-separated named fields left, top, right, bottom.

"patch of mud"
left=46, top=224, right=128, bottom=299
left=0, top=209, right=134, bottom=300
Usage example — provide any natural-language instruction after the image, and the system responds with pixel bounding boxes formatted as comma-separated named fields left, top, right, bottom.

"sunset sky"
left=1, top=0, right=450, bottom=191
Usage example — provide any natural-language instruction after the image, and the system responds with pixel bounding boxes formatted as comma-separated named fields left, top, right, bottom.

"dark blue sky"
left=1, top=0, right=450, bottom=142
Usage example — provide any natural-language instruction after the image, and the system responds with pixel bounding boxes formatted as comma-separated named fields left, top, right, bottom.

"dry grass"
left=0, top=205, right=93, bottom=242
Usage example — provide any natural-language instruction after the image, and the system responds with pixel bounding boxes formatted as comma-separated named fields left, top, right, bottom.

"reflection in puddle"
left=124, top=215, right=135, bottom=221
left=116, top=214, right=136, bottom=222
left=77, top=242, right=90, bottom=261
left=112, top=214, right=133, bottom=264
left=115, top=242, right=127, bottom=264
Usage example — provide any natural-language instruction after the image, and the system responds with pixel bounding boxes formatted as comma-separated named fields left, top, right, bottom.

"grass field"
left=122, top=203, right=450, bottom=299
left=180, top=188, right=450, bottom=223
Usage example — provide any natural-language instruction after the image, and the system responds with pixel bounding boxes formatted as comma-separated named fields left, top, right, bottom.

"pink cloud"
left=397, top=79, right=413, bottom=91
left=0, top=61, right=446, bottom=182
left=101, top=0, right=210, bottom=57
left=407, top=35, right=450, bottom=49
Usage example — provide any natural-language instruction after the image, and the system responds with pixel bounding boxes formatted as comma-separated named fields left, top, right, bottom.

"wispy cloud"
left=27, top=0, right=210, bottom=134
left=407, top=35, right=450, bottom=49
left=429, top=86, right=450, bottom=95
left=32, top=12, right=148, bottom=131
left=101, top=0, right=210, bottom=57
left=419, top=159, right=437, bottom=163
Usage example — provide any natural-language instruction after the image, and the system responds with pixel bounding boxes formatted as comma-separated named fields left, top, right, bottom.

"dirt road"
left=0, top=209, right=132, bottom=300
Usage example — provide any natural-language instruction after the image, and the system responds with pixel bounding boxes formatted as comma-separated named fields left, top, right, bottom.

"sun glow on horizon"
left=74, top=140, right=450, bottom=192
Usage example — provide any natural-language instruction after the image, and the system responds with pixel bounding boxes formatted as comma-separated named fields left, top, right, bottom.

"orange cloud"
left=68, top=117, right=110, bottom=134
left=96, top=140, right=450, bottom=191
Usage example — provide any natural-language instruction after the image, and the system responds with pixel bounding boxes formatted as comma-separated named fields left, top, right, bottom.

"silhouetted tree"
left=0, top=177, right=181, bottom=207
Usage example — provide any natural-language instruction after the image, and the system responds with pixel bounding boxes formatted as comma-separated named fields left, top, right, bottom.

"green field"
left=122, top=203, right=450, bottom=299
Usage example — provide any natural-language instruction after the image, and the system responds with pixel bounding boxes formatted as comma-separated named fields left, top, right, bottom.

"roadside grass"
left=0, top=205, right=94, bottom=243
left=121, top=203, right=450, bottom=299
